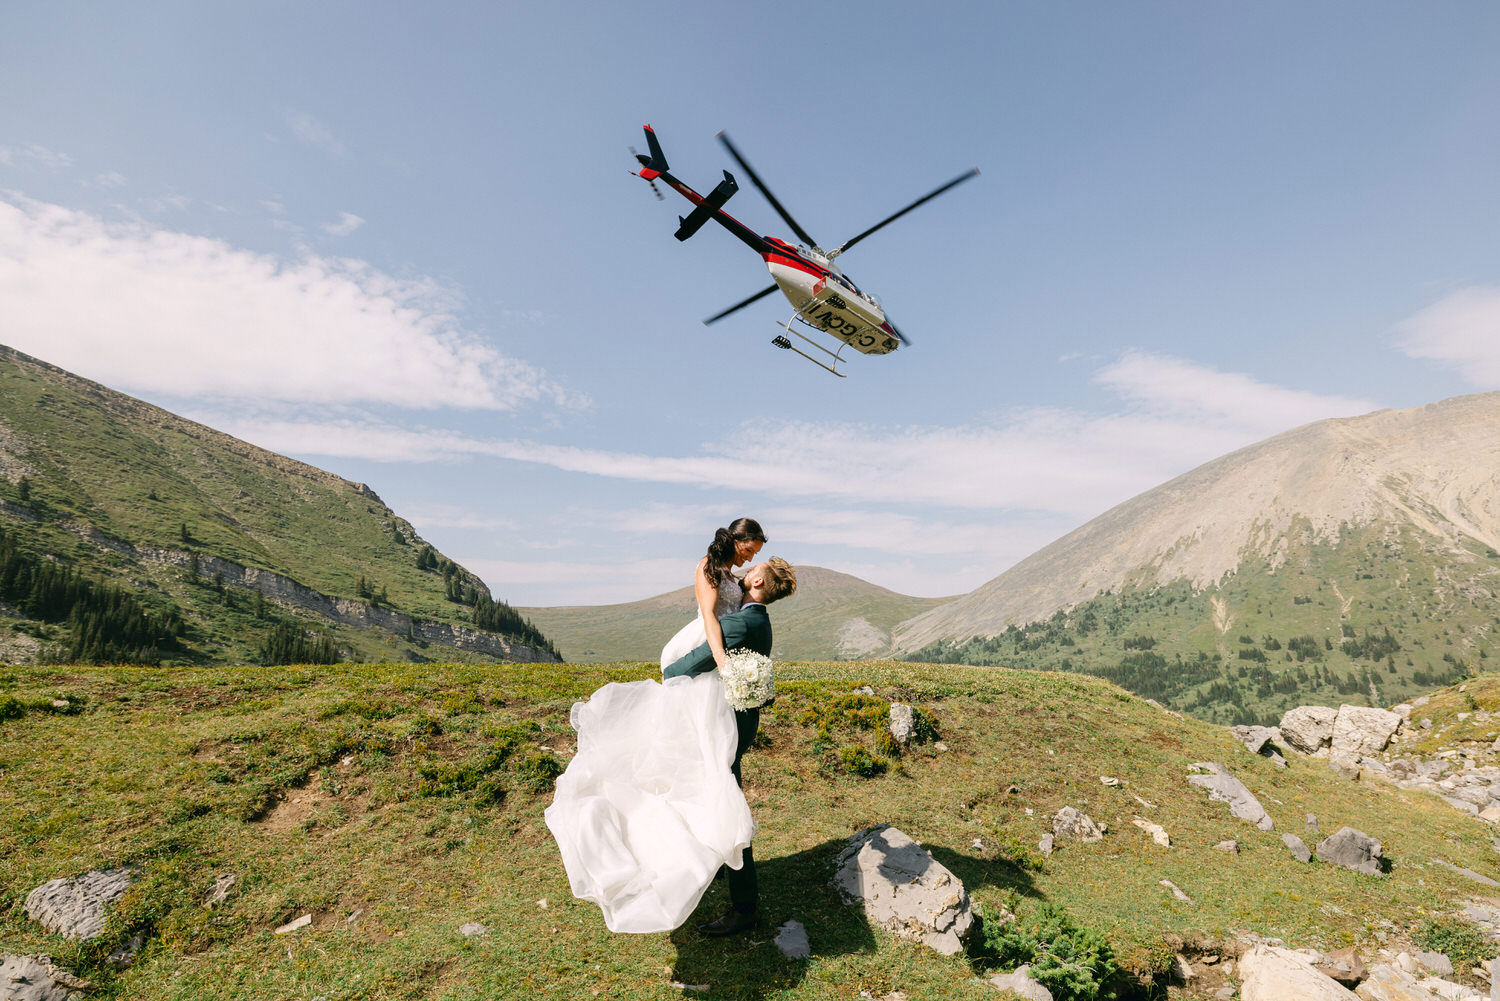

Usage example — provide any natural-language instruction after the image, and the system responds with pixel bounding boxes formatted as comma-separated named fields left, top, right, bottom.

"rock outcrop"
left=1240, top=944, right=1359, bottom=1000
left=24, top=867, right=135, bottom=940
left=987, top=964, right=1054, bottom=1000
left=1052, top=807, right=1104, bottom=843
left=1316, top=827, right=1385, bottom=876
left=1282, top=706, right=1340, bottom=755
left=833, top=825, right=974, bottom=956
left=1187, top=763, right=1274, bottom=830
left=1332, top=707, right=1403, bottom=758
left=0, top=955, right=89, bottom=1001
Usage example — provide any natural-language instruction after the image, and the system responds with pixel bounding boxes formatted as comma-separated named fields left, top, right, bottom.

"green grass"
left=3, top=660, right=1499, bottom=999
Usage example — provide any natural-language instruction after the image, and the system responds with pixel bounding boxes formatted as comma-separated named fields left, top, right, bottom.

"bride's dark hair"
left=704, top=517, right=766, bottom=590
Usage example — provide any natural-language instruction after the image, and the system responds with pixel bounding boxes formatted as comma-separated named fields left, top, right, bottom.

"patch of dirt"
left=253, top=758, right=372, bottom=835
left=256, top=775, right=329, bottom=834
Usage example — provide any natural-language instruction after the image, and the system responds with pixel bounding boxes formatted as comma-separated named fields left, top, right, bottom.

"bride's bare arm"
left=693, top=556, right=729, bottom=669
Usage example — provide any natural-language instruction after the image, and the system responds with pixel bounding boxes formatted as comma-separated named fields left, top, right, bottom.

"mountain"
left=519, top=565, right=953, bottom=662
left=0, top=344, right=557, bottom=665
left=897, top=393, right=1500, bottom=722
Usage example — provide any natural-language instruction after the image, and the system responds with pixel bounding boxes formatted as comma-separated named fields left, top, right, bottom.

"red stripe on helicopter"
left=762, top=251, right=828, bottom=278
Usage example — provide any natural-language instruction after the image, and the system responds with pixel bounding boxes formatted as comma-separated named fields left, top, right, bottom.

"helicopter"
left=632, top=125, right=978, bottom=377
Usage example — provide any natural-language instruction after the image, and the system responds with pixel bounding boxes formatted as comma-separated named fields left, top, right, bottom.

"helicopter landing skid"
left=771, top=307, right=851, bottom=378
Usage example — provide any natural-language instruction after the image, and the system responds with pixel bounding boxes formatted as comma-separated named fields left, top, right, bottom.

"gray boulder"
left=889, top=703, right=915, bottom=745
left=0, top=955, right=89, bottom=1001
left=24, top=867, right=136, bottom=940
left=774, top=920, right=810, bottom=959
left=1412, top=951, right=1453, bottom=977
left=1331, top=706, right=1402, bottom=758
left=1280, top=706, right=1339, bottom=754
left=1313, top=947, right=1367, bottom=987
left=1232, top=725, right=1279, bottom=754
left=1316, top=827, right=1385, bottom=876
left=1239, top=944, right=1358, bottom=1000
left=1052, top=807, right=1103, bottom=843
left=1354, top=962, right=1442, bottom=1000
left=1187, top=763, right=1274, bottom=831
left=1282, top=833, right=1313, bottom=863
left=204, top=873, right=237, bottom=908
left=833, top=825, right=973, bottom=956
left=988, top=964, right=1054, bottom=1000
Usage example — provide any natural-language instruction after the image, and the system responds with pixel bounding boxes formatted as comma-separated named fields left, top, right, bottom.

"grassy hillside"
left=0, top=345, right=554, bottom=665
left=520, top=565, right=952, bottom=662
left=3, top=660, right=1499, bottom=1000
left=908, top=521, right=1500, bottom=725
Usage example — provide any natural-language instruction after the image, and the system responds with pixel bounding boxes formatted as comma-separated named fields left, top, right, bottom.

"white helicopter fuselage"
left=761, top=239, right=901, bottom=356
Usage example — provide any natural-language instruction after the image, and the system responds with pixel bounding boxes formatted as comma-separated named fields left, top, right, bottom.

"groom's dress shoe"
left=698, top=908, right=756, bottom=937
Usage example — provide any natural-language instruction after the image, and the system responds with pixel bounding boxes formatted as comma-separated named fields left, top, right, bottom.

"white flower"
left=721, top=650, right=775, bottom=711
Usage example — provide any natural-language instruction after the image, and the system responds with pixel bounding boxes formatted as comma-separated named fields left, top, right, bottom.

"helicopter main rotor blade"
left=704, top=284, right=780, bottom=325
left=717, top=131, right=822, bottom=251
left=887, top=318, right=911, bottom=346
left=829, top=167, right=980, bottom=258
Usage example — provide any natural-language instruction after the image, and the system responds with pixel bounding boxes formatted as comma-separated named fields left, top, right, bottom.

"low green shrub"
left=839, top=744, right=887, bottom=777
left=800, top=691, right=888, bottom=735
left=973, top=904, right=1120, bottom=1001
left=1413, top=915, right=1495, bottom=972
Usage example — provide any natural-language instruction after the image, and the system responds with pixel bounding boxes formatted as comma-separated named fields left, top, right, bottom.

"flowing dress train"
left=544, top=572, right=751, bottom=933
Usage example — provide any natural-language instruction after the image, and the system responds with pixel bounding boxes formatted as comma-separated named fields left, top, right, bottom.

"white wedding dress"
left=545, top=573, right=752, bottom=933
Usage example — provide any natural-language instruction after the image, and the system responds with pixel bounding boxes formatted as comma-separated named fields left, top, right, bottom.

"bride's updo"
left=704, top=517, right=766, bottom=590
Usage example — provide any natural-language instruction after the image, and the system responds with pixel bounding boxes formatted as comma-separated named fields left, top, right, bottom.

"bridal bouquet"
left=721, top=649, right=775, bottom=710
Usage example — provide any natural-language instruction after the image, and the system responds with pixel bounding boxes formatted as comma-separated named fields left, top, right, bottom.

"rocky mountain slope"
left=897, top=392, right=1500, bottom=652
left=519, top=565, right=951, bottom=662
left=895, top=394, right=1500, bottom=722
left=0, top=344, right=556, bottom=665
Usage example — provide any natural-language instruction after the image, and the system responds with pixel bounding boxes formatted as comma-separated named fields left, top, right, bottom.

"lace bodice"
left=711, top=570, right=744, bottom=619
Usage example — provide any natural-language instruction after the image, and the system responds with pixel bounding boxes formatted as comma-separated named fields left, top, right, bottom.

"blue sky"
left=3, top=2, right=1499, bottom=604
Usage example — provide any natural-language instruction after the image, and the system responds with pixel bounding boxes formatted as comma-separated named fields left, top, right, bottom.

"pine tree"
left=17, top=477, right=30, bottom=502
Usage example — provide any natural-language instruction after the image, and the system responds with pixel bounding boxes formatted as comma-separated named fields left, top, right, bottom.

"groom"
left=662, top=556, right=797, bottom=936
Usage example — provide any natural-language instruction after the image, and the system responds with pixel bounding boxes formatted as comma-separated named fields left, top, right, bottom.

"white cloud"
left=0, top=194, right=578, bottom=410
left=461, top=557, right=690, bottom=606
left=399, top=503, right=517, bottom=534
left=615, top=501, right=1065, bottom=563
left=215, top=352, right=1372, bottom=519
left=0, top=144, right=73, bottom=170
left=1095, top=350, right=1378, bottom=434
left=92, top=171, right=127, bottom=189
left=286, top=110, right=345, bottom=155
left=1395, top=286, right=1500, bottom=388
left=321, top=211, right=364, bottom=237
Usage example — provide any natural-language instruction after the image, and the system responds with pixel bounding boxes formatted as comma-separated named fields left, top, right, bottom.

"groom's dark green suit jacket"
left=662, top=603, right=771, bottom=679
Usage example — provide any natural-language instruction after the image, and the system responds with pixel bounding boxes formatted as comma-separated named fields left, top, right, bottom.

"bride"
left=545, top=519, right=767, bottom=933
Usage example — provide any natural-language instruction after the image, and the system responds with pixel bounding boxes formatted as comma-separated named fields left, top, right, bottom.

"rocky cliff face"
left=895, top=392, right=1500, bottom=652
left=64, top=521, right=558, bottom=664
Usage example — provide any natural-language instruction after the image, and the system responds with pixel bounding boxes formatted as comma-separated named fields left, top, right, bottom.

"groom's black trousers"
left=729, top=706, right=759, bottom=914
